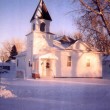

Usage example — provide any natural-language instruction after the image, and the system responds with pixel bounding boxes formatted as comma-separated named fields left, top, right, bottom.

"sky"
left=0, top=0, right=79, bottom=43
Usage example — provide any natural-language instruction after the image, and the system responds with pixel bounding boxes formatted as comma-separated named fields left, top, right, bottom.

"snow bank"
left=0, top=86, right=16, bottom=98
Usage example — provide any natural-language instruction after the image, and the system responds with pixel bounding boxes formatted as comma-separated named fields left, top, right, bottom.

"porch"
left=32, top=53, right=58, bottom=79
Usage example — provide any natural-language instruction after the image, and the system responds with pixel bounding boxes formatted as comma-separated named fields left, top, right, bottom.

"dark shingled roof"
left=30, top=0, right=52, bottom=22
left=59, top=36, right=76, bottom=44
left=56, top=35, right=77, bottom=48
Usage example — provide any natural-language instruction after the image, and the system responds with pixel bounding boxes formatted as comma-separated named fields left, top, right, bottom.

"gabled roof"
left=30, top=0, right=52, bottom=22
left=34, top=53, right=58, bottom=60
left=54, top=36, right=100, bottom=52
left=55, top=35, right=77, bottom=48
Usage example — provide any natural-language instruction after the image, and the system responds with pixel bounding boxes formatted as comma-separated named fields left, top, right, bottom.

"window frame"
left=67, top=56, right=72, bottom=67
left=17, top=59, right=19, bottom=67
left=86, top=59, right=90, bottom=67
left=40, top=22, right=45, bottom=32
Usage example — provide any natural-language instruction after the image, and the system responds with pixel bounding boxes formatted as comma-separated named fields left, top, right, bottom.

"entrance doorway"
left=41, top=59, right=52, bottom=77
left=46, top=59, right=51, bottom=77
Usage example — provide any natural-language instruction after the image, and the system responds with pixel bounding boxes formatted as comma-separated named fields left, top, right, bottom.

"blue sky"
left=0, top=0, right=78, bottom=42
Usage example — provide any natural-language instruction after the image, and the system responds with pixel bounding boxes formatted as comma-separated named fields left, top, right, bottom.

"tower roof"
left=30, top=0, right=52, bottom=22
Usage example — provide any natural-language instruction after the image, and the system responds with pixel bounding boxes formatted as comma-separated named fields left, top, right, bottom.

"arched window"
left=40, top=22, right=45, bottom=32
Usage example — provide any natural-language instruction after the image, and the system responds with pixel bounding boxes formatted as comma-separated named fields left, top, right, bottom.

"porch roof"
left=34, top=53, right=58, bottom=60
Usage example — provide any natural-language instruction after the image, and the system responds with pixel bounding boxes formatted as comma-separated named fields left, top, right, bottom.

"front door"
left=46, top=59, right=52, bottom=77
left=41, top=59, right=52, bottom=77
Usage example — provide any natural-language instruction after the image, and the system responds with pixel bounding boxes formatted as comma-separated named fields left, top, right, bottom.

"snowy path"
left=0, top=73, right=110, bottom=110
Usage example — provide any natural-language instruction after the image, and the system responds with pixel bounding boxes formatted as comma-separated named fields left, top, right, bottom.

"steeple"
left=30, top=0, right=52, bottom=22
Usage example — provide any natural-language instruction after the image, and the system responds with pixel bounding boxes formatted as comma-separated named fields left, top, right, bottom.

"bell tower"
left=30, top=0, right=52, bottom=32
left=26, top=0, right=53, bottom=78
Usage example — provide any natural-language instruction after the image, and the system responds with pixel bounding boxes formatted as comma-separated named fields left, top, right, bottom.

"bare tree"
left=0, top=49, right=9, bottom=62
left=79, top=0, right=110, bottom=35
left=11, top=38, right=26, bottom=53
left=74, top=32, right=83, bottom=40
left=72, top=0, right=110, bottom=54
left=0, top=38, right=25, bottom=62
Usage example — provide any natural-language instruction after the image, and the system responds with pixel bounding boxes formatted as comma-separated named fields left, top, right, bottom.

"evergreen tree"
left=10, top=45, right=18, bottom=60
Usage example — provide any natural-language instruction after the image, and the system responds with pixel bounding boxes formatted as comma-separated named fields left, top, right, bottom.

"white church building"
left=16, top=0, right=102, bottom=79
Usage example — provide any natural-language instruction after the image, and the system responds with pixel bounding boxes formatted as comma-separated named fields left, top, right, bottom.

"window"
left=40, top=22, right=45, bottom=32
left=32, top=61, right=36, bottom=71
left=29, top=60, right=32, bottom=67
left=86, top=59, right=90, bottom=67
left=17, top=59, right=19, bottom=67
left=67, top=56, right=71, bottom=67
left=33, top=23, right=36, bottom=31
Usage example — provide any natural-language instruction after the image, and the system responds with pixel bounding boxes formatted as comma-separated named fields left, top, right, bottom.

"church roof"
left=55, top=35, right=77, bottom=48
left=54, top=36, right=100, bottom=51
left=30, top=0, right=52, bottom=22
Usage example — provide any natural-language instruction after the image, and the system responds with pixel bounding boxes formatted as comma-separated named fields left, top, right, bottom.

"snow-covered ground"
left=0, top=69, right=110, bottom=110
